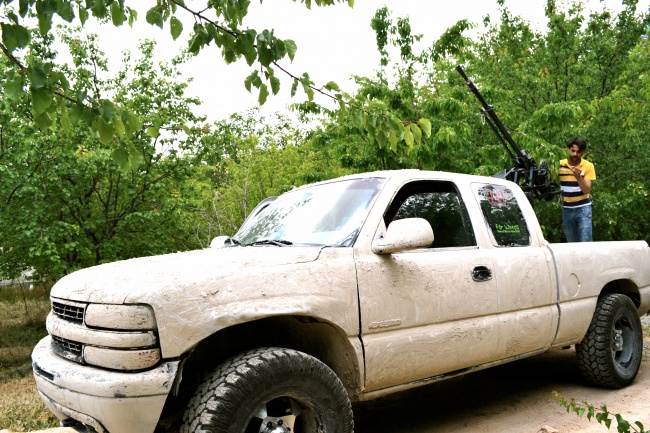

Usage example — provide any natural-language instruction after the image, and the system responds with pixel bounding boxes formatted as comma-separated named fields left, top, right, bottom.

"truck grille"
left=52, top=335, right=84, bottom=363
left=52, top=301, right=85, bottom=324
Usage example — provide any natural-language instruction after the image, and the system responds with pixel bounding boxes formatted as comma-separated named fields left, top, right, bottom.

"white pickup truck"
left=32, top=170, right=650, bottom=433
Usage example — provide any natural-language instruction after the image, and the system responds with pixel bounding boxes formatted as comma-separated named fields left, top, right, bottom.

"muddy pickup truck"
left=32, top=170, right=650, bottom=433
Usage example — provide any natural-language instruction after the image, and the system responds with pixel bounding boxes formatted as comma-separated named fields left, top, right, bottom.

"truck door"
left=356, top=180, right=501, bottom=392
left=470, top=182, right=558, bottom=358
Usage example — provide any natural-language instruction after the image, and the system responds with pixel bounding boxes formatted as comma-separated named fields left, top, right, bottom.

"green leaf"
left=122, top=110, right=140, bottom=136
left=111, top=2, right=126, bottom=26
left=244, top=70, right=259, bottom=92
left=614, top=414, right=629, bottom=433
left=127, top=144, right=144, bottom=169
left=285, top=39, right=297, bottom=61
left=31, top=87, right=54, bottom=115
left=90, top=0, right=108, bottom=19
left=352, top=109, right=363, bottom=129
left=404, top=127, right=414, bottom=147
left=146, top=7, right=164, bottom=29
left=60, top=106, right=72, bottom=132
left=270, top=76, right=280, bottom=95
left=28, top=64, right=48, bottom=89
left=4, top=74, right=25, bottom=100
left=258, top=84, right=269, bottom=105
left=113, top=116, right=125, bottom=137
left=236, top=29, right=257, bottom=66
left=111, top=147, right=130, bottom=171
left=410, top=124, right=422, bottom=144
left=324, top=81, right=340, bottom=92
left=188, top=24, right=206, bottom=54
left=146, top=126, right=160, bottom=138
left=1, top=23, right=31, bottom=51
left=19, top=0, right=29, bottom=17
left=69, top=103, right=88, bottom=125
left=34, top=111, right=52, bottom=129
left=389, top=130, right=399, bottom=150
left=258, top=45, right=273, bottom=67
left=95, top=117, right=115, bottom=145
left=50, top=71, right=69, bottom=92
left=1, top=24, right=17, bottom=52
left=272, top=39, right=286, bottom=60
left=127, top=8, right=138, bottom=27
left=37, top=12, right=53, bottom=34
left=100, top=99, right=116, bottom=121
left=170, top=16, right=183, bottom=40
left=58, top=1, right=75, bottom=22
left=291, top=80, right=298, bottom=97
left=223, top=47, right=236, bottom=64
left=300, top=74, right=314, bottom=101
left=79, top=6, right=89, bottom=25
left=418, top=118, right=432, bottom=137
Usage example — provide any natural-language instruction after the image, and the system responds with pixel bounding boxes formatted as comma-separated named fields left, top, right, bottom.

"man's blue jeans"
left=562, top=205, right=593, bottom=242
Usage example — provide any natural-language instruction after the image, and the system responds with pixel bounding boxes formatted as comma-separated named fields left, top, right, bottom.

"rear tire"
left=576, top=294, right=642, bottom=388
left=181, top=347, right=354, bottom=433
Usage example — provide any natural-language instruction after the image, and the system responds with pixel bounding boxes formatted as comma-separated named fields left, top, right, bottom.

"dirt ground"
left=18, top=333, right=650, bottom=433
left=353, top=344, right=650, bottom=433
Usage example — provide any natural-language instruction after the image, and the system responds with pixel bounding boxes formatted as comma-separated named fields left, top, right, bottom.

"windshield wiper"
left=243, top=239, right=293, bottom=247
left=224, top=237, right=241, bottom=246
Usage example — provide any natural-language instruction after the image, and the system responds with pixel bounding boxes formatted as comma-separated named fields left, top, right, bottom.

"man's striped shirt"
left=559, top=158, right=596, bottom=208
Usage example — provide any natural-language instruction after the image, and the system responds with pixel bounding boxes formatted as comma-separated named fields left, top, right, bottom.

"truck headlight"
left=84, top=304, right=157, bottom=330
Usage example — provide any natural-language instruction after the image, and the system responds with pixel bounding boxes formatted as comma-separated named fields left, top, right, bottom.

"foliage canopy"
left=1, top=0, right=650, bottom=282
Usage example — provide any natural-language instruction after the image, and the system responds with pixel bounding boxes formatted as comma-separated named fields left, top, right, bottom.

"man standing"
left=559, top=137, right=596, bottom=242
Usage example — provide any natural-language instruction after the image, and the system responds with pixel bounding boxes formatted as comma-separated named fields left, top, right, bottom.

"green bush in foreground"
left=555, top=391, right=648, bottom=433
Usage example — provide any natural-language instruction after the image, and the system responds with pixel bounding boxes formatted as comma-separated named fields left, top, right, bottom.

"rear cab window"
left=472, top=183, right=530, bottom=247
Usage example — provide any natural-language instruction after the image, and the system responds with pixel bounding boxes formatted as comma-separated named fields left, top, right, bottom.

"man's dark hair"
left=567, top=137, right=587, bottom=151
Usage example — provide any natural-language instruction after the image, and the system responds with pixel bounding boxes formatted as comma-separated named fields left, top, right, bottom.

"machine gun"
left=456, top=65, right=558, bottom=201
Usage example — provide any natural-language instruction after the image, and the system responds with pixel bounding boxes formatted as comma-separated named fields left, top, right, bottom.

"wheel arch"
left=600, top=278, right=640, bottom=307
left=158, top=315, right=362, bottom=428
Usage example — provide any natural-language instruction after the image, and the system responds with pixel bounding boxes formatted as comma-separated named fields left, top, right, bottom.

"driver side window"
left=384, top=181, right=476, bottom=248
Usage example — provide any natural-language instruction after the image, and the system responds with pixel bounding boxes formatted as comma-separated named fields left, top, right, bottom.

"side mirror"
left=371, top=218, right=434, bottom=254
left=210, top=236, right=231, bottom=249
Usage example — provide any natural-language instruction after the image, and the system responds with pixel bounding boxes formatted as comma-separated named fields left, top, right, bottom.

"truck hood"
left=51, top=246, right=322, bottom=305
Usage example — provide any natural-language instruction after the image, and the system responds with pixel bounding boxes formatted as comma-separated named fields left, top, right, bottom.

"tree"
left=309, top=0, right=650, bottom=243
left=195, top=108, right=348, bottom=236
left=0, top=0, right=431, bottom=168
left=0, top=30, right=213, bottom=281
left=456, top=0, right=650, bottom=242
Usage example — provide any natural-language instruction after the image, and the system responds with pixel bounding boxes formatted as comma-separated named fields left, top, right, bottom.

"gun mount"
left=456, top=65, right=558, bottom=201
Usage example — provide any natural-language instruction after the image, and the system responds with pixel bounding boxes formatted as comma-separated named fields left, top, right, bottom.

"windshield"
left=233, top=177, right=384, bottom=247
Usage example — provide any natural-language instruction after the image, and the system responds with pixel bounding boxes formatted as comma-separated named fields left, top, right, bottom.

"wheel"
left=181, top=347, right=354, bottom=433
left=576, top=294, right=643, bottom=388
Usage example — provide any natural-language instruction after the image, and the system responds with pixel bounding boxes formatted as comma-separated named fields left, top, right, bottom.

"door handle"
left=472, top=266, right=492, bottom=282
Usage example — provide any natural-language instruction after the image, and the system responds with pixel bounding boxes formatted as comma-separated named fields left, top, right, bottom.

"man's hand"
left=570, top=166, right=591, bottom=195
left=569, top=166, right=585, bottom=178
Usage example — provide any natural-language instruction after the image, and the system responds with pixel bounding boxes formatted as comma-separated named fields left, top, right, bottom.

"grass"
left=0, top=283, right=59, bottom=432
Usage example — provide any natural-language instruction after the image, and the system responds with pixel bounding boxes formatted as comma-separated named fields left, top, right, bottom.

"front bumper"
left=32, top=336, right=179, bottom=433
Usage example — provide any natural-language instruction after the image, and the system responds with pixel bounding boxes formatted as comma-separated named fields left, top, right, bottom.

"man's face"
left=568, top=144, right=584, bottom=166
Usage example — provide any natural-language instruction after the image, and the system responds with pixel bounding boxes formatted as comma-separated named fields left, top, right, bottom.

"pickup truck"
left=31, top=169, right=650, bottom=433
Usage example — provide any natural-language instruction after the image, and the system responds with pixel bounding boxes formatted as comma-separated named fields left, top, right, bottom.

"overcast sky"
left=81, top=0, right=650, bottom=122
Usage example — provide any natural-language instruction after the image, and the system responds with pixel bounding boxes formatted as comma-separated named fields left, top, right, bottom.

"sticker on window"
left=475, top=184, right=530, bottom=246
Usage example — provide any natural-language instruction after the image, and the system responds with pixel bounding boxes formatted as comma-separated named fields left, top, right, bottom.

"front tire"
left=181, top=347, right=354, bottom=433
left=576, top=294, right=643, bottom=388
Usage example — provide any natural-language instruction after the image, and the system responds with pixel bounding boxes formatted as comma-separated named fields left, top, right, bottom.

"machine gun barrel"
left=456, top=65, right=558, bottom=201
left=455, top=65, right=534, bottom=173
